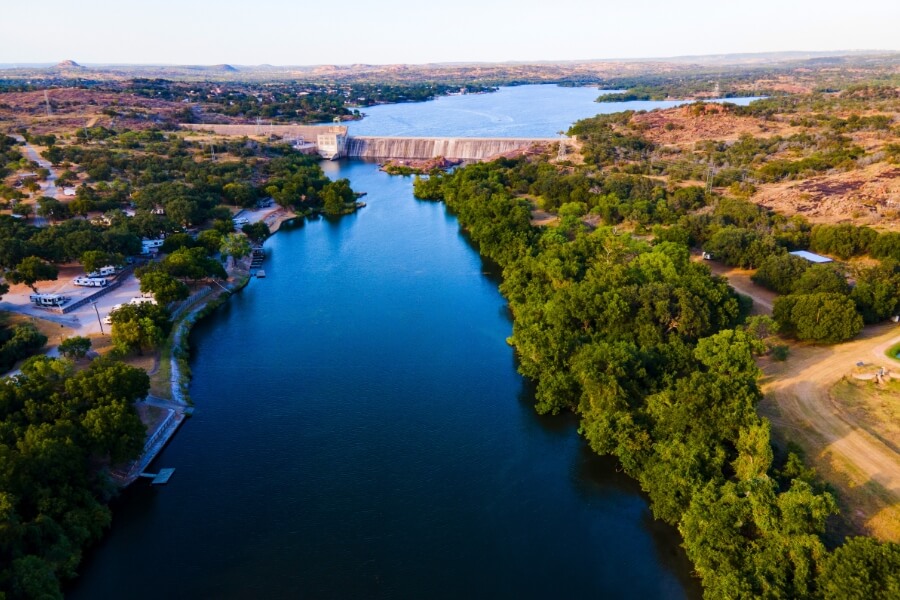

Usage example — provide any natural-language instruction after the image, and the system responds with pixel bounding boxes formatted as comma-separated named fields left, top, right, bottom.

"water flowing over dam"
left=344, top=136, right=555, bottom=160
left=180, top=124, right=556, bottom=161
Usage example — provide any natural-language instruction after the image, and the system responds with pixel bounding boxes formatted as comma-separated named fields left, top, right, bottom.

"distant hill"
left=55, top=59, right=84, bottom=69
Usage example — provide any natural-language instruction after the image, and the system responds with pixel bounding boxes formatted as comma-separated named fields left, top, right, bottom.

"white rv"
left=87, top=265, right=117, bottom=278
left=74, top=276, right=108, bottom=287
left=29, top=294, right=69, bottom=307
left=129, top=296, right=157, bottom=306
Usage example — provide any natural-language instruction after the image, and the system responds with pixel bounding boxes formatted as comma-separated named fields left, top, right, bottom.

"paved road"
left=13, top=135, right=58, bottom=227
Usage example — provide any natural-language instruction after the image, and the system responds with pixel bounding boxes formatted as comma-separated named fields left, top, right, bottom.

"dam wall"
left=345, top=136, right=555, bottom=161
left=180, top=123, right=557, bottom=161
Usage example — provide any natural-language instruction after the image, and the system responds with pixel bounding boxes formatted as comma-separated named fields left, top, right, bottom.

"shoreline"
left=110, top=268, right=252, bottom=486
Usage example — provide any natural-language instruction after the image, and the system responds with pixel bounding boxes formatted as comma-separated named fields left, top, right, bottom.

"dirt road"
left=13, top=135, right=58, bottom=227
left=702, top=259, right=775, bottom=314
left=703, top=255, right=900, bottom=538
left=761, top=323, right=900, bottom=540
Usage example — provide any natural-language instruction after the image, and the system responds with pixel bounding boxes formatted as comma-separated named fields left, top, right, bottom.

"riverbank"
left=112, top=267, right=251, bottom=487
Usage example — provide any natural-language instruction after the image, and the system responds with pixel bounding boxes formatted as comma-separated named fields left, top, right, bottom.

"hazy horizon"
left=1, top=0, right=897, bottom=66
left=2, top=49, right=898, bottom=70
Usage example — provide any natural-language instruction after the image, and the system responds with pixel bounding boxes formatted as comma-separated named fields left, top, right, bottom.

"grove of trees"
left=0, top=356, right=149, bottom=598
left=418, top=156, right=900, bottom=597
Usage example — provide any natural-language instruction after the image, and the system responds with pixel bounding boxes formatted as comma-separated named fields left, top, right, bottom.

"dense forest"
left=0, top=356, right=150, bottom=598
left=414, top=147, right=900, bottom=597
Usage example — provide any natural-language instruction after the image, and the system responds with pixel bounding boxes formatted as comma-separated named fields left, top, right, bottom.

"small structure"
left=139, top=468, right=175, bottom=485
left=790, top=250, right=833, bottom=264
left=316, top=127, right=348, bottom=160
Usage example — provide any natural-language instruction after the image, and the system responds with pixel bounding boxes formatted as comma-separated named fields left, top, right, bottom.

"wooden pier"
left=250, top=247, right=265, bottom=269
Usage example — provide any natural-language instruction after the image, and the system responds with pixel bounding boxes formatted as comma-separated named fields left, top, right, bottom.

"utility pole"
left=91, top=301, right=104, bottom=334
left=44, top=90, right=51, bottom=117
left=705, top=164, right=714, bottom=194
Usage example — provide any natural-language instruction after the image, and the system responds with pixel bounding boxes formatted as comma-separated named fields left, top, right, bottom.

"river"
left=70, top=85, right=752, bottom=598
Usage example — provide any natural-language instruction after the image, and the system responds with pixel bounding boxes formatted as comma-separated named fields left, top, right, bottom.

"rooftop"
left=790, top=250, right=834, bottom=264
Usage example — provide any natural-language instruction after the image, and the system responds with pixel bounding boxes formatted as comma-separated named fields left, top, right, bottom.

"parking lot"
left=0, top=265, right=144, bottom=335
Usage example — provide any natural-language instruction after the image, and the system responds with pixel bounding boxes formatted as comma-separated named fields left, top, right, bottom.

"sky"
left=1, top=0, right=897, bottom=66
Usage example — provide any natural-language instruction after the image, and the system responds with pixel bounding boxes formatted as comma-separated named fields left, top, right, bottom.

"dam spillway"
left=344, top=136, right=556, bottom=161
left=180, top=124, right=557, bottom=161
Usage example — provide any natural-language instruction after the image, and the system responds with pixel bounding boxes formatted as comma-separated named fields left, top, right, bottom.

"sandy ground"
left=761, top=324, right=900, bottom=540
left=753, top=162, right=900, bottom=230
left=233, top=204, right=297, bottom=233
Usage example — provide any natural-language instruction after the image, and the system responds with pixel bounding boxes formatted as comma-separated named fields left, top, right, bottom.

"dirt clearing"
left=760, top=323, right=900, bottom=541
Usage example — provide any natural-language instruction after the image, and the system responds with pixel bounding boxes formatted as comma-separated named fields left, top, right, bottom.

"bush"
left=774, top=293, right=864, bottom=343
left=770, top=345, right=790, bottom=361
left=58, top=336, right=91, bottom=359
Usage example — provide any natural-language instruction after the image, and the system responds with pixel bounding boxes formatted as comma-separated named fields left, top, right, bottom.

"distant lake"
left=348, top=83, right=762, bottom=138
left=70, top=85, right=708, bottom=599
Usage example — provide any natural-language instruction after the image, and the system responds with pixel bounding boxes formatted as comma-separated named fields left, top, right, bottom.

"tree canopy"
left=0, top=356, right=148, bottom=597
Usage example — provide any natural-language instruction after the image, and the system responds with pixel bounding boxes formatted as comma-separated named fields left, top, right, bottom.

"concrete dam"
left=344, top=137, right=555, bottom=161
left=180, top=123, right=558, bottom=161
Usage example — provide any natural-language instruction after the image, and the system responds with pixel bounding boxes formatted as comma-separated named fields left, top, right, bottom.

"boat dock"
left=139, top=468, right=176, bottom=485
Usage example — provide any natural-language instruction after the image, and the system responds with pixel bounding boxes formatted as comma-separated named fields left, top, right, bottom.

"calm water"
left=348, top=83, right=761, bottom=137
left=70, top=87, right=710, bottom=599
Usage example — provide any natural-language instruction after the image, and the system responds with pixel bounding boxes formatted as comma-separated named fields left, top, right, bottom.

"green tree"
left=7, top=256, right=59, bottom=292
left=819, top=537, right=900, bottom=600
left=80, top=249, right=123, bottom=274
left=37, top=197, right=69, bottom=222
left=792, top=264, right=850, bottom=295
left=851, top=260, right=900, bottom=323
left=220, top=232, right=251, bottom=262
left=58, top=336, right=92, bottom=359
left=751, top=253, right=809, bottom=294
left=196, top=229, right=224, bottom=255
left=110, top=303, right=171, bottom=355
left=161, top=247, right=226, bottom=281
left=774, top=293, right=864, bottom=343
left=241, top=222, right=270, bottom=243
left=136, top=268, right=189, bottom=304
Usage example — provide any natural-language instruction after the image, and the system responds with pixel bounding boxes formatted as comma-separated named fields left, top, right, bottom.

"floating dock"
left=139, top=468, right=176, bottom=485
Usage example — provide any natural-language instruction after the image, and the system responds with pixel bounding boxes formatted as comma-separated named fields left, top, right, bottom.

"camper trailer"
left=74, top=276, right=108, bottom=287
left=87, top=265, right=117, bottom=278
left=29, top=294, right=69, bottom=308
left=141, top=239, right=164, bottom=256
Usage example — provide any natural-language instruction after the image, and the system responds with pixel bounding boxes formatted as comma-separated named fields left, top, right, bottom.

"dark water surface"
left=69, top=87, right=716, bottom=599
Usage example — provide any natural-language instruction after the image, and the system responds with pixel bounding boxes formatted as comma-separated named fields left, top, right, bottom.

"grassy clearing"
left=831, top=377, right=900, bottom=452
